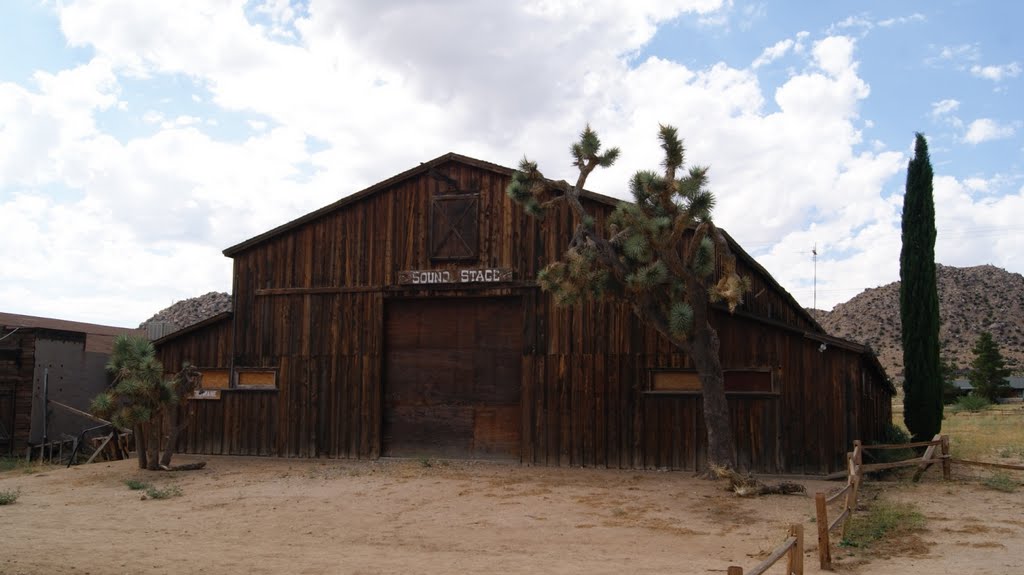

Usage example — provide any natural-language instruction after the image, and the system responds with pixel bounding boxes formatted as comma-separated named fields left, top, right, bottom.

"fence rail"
left=727, top=524, right=803, bottom=575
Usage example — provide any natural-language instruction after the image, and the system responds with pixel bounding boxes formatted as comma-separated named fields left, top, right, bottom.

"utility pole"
left=812, top=243, right=818, bottom=310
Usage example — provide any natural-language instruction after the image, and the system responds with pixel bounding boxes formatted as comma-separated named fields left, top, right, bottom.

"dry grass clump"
left=710, top=465, right=805, bottom=497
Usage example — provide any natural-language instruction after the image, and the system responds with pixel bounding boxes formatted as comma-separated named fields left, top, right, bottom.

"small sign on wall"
left=398, top=268, right=513, bottom=285
left=190, top=389, right=222, bottom=400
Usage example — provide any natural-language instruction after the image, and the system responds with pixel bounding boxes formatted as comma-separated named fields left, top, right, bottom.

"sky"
left=0, top=0, right=1021, bottom=328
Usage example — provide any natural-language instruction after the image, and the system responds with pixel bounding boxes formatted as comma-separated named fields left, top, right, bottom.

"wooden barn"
left=154, top=153, right=893, bottom=475
left=0, top=313, right=142, bottom=456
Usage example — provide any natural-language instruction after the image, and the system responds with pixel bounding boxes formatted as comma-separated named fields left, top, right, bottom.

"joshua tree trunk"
left=145, top=421, right=161, bottom=471
left=689, top=274, right=736, bottom=471
left=134, top=424, right=148, bottom=469
left=159, top=409, right=188, bottom=468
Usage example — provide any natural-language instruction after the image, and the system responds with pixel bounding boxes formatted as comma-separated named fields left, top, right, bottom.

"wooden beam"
left=84, top=433, right=114, bottom=464
left=861, top=439, right=942, bottom=450
left=49, top=400, right=126, bottom=432
left=950, top=458, right=1024, bottom=471
left=912, top=433, right=942, bottom=482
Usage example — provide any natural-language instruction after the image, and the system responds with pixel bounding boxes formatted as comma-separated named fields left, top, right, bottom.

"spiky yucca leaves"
left=91, top=335, right=172, bottom=430
left=507, top=125, right=749, bottom=341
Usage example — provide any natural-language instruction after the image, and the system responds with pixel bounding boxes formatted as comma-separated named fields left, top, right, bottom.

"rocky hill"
left=812, top=264, right=1024, bottom=379
left=139, top=291, right=232, bottom=334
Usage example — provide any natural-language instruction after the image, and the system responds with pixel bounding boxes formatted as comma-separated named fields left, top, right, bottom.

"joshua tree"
left=91, top=335, right=199, bottom=469
left=507, top=125, right=749, bottom=471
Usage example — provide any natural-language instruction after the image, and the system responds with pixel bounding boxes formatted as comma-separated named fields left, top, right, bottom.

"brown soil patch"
left=1, top=457, right=1021, bottom=574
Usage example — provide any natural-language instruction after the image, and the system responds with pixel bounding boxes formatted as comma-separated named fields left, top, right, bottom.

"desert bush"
left=866, top=423, right=915, bottom=464
left=124, top=479, right=150, bottom=490
left=982, top=472, right=1019, bottom=493
left=841, top=500, right=924, bottom=548
left=144, top=485, right=182, bottom=500
left=951, top=395, right=991, bottom=413
left=0, top=488, right=21, bottom=505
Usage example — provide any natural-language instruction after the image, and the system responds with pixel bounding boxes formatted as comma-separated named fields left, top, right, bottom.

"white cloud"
left=0, top=58, right=118, bottom=187
left=829, top=14, right=873, bottom=35
left=970, top=62, right=1022, bottom=82
left=930, top=99, right=959, bottom=117
left=752, top=38, right=794, bottom=68
left=1, top=1, right=1018, bottom=325
left=936, top=43, right=981, bottom=62
left=963, top=118, right=1016, bottom=144
left=877, top=13, right=925, bottom=27
left=932, top=176, right=1024, bottom=270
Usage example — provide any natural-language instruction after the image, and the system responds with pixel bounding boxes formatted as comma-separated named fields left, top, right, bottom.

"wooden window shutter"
left=430, top=193, right=479, bottom=261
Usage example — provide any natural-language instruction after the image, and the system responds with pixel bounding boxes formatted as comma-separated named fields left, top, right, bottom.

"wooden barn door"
left=383, top=298, right=522, bottom=460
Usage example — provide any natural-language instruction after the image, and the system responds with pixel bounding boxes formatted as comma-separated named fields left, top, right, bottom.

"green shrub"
left=982, top=472, right=1019, bottom=493
left=124, top=479, right=150, bottom=490
left=866, top=423, right=914, bottom=464
left=0, top=488, right=21, bottom=505
left=144, top=485, right=182, bottom=500
left=951, top=394, right=991, bottom=413
left=841, top=501, right=924, bottom=548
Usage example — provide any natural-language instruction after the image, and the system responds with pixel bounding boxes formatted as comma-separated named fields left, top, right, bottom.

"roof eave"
left=151, top=311, right=233, bottom=346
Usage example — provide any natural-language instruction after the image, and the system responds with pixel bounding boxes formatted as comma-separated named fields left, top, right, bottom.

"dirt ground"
left=1, top=456, right=1021, bottom=575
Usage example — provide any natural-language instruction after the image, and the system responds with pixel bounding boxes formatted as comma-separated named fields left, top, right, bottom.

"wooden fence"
left=727, top=524, right=803, bottom=575
left=815, top=434, right=951, bottom=570
left=767, top=431, right=1024, bottom=573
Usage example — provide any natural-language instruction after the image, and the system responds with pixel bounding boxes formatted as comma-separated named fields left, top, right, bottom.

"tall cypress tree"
left=900, top=133, right=942, bottom=442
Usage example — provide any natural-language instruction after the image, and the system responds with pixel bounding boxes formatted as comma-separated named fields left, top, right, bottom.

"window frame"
left=429, top=192, right=480, bottom=262
left=645, top=367, right=778, bottom=397
left=234, top=368, right=279, bottom=390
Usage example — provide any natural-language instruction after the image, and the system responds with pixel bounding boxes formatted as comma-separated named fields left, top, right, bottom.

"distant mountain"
left=811, top=264, right=1024, bottom=380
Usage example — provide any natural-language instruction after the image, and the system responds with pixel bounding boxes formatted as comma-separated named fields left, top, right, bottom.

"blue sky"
left=0, top=0, right=1021, bottom=327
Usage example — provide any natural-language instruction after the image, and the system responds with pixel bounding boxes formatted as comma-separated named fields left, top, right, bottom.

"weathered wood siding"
left=156, top=156, right=892, bottom=473
left=0, top=331, right=35, bottom=453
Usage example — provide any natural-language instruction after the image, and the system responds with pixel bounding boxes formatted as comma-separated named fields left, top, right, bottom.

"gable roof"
left=223, top=152, right=622, bottom=257
left=219, top=152, right=846, bottom=352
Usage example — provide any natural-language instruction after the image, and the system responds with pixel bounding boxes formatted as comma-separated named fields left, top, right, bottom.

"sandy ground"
left=1, top=456, right=1021, bottom=575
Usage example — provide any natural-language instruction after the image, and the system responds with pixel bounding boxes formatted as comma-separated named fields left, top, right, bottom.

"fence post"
left=815, top=492, right=831, bottom=570
left=839, top=448, right=859, bottom=539
left=941, top=435, right=951, bottom=480
left=727, top=566, right=743, bottom=575
left=788, top=523, right=804, bottom=575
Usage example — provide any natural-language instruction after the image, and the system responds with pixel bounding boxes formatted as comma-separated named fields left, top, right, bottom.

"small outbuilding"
left=155, top=154, right=894, bottom=474
left=0, top=313, right=142, bottom=456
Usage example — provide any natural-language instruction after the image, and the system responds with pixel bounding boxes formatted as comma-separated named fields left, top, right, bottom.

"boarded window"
left=236, top=369, right=277, bottom=389
left=649, top=369, right=775, bottom=394
left=199, top=369, right=230, bottom=390
left=651, top=371, right=701, bottom=392
left=724, top=370, right=773, bottom=393
left=430, top=194, right=479, bottom=261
